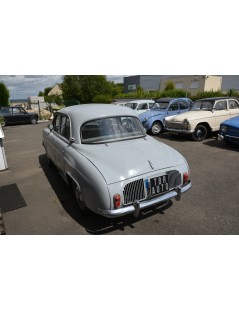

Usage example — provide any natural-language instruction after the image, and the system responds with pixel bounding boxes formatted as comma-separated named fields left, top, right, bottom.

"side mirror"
left=48, top=124, right=53, bottom=131
left=69, top=137, right=75, bottom=144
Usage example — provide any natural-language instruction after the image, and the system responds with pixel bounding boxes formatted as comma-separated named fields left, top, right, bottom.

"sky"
left=0, top=75, right=124, bottom=100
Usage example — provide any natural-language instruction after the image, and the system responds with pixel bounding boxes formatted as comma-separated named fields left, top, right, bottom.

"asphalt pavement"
left=1, top=122, right=239, bottom=234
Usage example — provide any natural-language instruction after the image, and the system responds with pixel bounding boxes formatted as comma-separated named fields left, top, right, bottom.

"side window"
left=53, top=114, right=61, bottom=134
left=12, top=107, right=21, bottom=114
left=229, top=100, right=239, bottom=109
left=168, top=103, right=179, bottom=111
left=214, top=100, right=227, bottom=110
left=179, top=101, right=188, bottom=110
left=60, top=115, right=71, bottom=140
left=19, top=108, right=26, bottom=114
left=149, top=102, right=154, bottom=108
left=137, top=103, right=148, bottom=110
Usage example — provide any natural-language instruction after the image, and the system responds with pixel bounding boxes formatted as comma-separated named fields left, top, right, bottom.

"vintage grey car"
left=42, top=104, right=191, bottom=218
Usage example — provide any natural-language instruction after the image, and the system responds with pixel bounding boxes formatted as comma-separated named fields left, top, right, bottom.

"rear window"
left=0, top=107, right=12, bottom=114
left=81, top=116, right=145, bottom=144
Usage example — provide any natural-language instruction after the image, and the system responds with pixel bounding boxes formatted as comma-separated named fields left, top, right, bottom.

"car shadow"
left=153, top=132, right=191, bottom=142
left=203, top=137, right=239, bottom=152
left=39, top=154, right=174, bottom=235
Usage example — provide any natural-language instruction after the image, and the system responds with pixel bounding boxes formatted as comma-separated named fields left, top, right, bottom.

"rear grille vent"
left=123, top=179, right=146, bottom=205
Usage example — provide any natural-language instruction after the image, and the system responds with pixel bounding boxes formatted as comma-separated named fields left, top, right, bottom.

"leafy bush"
left=92, top=94, right=113, bottom=104
left=191, top=90, right=225, bottom=101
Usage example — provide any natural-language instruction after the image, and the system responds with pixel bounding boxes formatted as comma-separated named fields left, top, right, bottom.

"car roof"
left=59, top=104, right=138, bottom=123
left=155, top=97, right=191, bottom=103
left=126, top=99, right=155, bottom=103
left=195, top=97, right=239, bottom=102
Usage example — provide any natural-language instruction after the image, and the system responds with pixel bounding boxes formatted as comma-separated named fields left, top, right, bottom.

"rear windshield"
left=81, top=116, right=146, bottom=144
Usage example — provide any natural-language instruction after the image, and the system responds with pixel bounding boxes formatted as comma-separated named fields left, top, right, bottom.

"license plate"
left=150, top=175, right=169, bottom=196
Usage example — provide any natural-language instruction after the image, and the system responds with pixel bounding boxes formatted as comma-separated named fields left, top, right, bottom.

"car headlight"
left=183, top=119, right=189, bottom=126
left=221, top=125, right=228, bottom=133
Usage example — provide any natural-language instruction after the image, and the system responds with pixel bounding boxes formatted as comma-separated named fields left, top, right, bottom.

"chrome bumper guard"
left=218, top=134, right=224, bottom=141
left=98, top=181, right=192, bottom=218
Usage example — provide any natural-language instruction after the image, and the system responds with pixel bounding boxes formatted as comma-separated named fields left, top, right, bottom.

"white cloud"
left=0, top=75, right=124, bottom=99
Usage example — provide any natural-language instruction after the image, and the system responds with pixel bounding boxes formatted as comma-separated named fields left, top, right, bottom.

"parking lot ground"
left=1, top=122, right=239, bottom=235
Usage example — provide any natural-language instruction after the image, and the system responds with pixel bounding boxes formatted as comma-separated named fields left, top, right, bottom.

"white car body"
left=42, top=104, right=191, bottom=218
left=125, top=99, right=156, bottom=114
left=165, top=97, right=239, bottom=141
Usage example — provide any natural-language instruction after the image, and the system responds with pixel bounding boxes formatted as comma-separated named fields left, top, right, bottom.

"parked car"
left=125, top=99, right=155, bottom=114
left=42, top=104, right=191, bottom=218
left=139, top=98, right=193, bottom=135
left=0, top=106, right=38, bottom=126
left=218, top=116, right=239, bottom=145
left=164, top=97, right=239, bottom=141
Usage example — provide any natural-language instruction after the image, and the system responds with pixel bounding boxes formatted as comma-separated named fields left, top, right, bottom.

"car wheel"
left=150, top=122, right=162, bottom=135
left=30, top=118, right=37, bottom=125
left=72, top=181, right=89, bottom=214
left=192, top=125, right=208, bottom=141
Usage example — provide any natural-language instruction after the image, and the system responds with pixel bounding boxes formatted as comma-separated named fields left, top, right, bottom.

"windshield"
left=81, top=116, right=146, bottom=144
left=191, top=101, right=213, bottom=111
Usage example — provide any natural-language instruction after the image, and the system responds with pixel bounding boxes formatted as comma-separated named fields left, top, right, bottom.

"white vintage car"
left=165, top=97, right=239, bottom=141
left=42, top=104, right=191, bottom=218
left=125, top=99, right=156, bottom=114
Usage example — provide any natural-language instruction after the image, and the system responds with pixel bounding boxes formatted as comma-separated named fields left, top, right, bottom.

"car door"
left=166, top=102, right=180, bottom=117
left=0, top=107, right=13, bottom=123
left=228, top=99, right=239, bottom=118
left=213, top=100, right=230, bottom=130
left=12, top=107, right=28, bottom=123
left=53, top=114, right=71, bottom=174
left=136, top=103, right=149, bottom=114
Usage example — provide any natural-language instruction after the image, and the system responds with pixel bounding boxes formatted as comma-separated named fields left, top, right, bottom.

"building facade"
left=124, top=75, right=239, bottom=95
left=48, top=84, right=62, bottom=96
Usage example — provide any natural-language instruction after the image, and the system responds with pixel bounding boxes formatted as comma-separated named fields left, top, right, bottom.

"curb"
left=0, top=208, right=6, bottom=235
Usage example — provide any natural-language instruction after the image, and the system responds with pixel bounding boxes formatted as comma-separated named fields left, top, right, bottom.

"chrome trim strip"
left=165, top=128, right=194, bottom=134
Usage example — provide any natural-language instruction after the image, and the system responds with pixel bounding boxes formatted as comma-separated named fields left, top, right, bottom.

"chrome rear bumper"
left=98, top=181, right=192, bottom=218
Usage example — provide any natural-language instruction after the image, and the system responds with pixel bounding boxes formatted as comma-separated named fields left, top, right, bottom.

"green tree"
left=44, top=87, right=53, bottom=97
left=164, top=81, right=175, bottom=91
left=38, top=91, right=44, bottom=96
left=61, top=75, right=118, bottom=105
left=0, top=82, right=10, bottom=106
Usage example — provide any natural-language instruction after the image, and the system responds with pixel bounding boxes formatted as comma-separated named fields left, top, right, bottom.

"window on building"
left=175, top=82, right=183, bottom=89
left=190, top=81, right=199, bottom=89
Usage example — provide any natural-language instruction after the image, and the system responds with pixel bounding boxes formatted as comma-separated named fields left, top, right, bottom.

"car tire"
left=192, top=125, right=208, bottom=141
left=72, top=181, right=89, bottom=215
left=30, top=117, right=37, bottom=125
left=150, top=121, right=163, bottom=135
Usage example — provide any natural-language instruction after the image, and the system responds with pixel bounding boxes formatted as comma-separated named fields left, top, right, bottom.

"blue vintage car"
left=139, top=98, right=193, bottom=135
left=218, top=116, right=239, bottom=145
